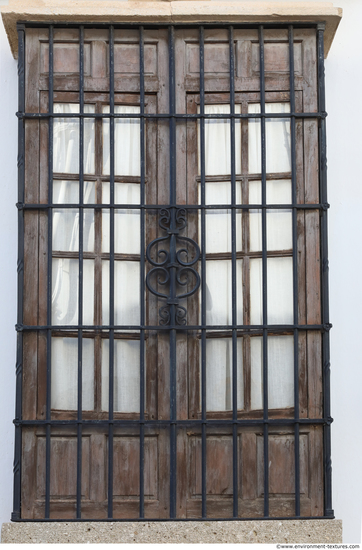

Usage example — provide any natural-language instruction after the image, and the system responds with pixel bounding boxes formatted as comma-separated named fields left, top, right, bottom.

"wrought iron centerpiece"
left=146, top=207, right=200, bottom=325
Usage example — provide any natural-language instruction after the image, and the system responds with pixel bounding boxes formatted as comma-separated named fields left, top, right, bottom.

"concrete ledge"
left=1, top=1, right=342, bottom=59
left=1, top=519, right=342, bottom=544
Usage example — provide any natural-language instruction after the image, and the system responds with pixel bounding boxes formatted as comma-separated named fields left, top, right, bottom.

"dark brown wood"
left=21, top=25, right=324, bottom=519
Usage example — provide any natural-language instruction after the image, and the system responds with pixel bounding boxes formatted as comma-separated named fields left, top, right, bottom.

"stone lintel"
left=1, top=1, right=342, bottom=59
left=1, top=519, right=343, bottom=544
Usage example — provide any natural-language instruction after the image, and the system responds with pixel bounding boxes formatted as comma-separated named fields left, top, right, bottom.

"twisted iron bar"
left=146, top=208, right=200, bottom=325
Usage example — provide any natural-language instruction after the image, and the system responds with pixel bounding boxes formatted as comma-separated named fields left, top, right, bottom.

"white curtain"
left=102, top=261, right=140, bottom=326
left=52, top=104, right=142, bottom=413
left=198, top=104, right=241, bottom=175
left=101, top=339, right=141, bottom=413
left=102, top=105, right=140, bottom=176
left=53, top=103, right=95, bottom=174
left=102, top=182, right=140, bottom=255
left=248, top=102, right=291, bottom=174
left=52, top=103, right=96, bottom=330
left=250, top=335, right=294, bottom=410
left=250, top=257, right=293, bottom=325
left=249, top=179, right=292, bottom=252
left=201, top=103, right=294, bottom=412
left=53, top=180, right=95, bottom=254
left=51, top=337, right=94, bottom=410
left=52, top=258, right=94, bottom=326
left=205, top=259, right=243, bottom=326
left=204, top=338, right=243, bottom=411
left=199, top=181, right=242, bottom=254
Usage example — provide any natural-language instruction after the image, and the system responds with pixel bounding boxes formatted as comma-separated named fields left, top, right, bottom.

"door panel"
left=21, top=25, right=324, bottom=519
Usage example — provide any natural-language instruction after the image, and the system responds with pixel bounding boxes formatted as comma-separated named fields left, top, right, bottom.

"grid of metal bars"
left=13, top=21, right=333, bottom=521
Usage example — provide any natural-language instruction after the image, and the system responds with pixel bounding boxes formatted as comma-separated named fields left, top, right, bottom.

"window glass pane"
left=51, top=337, right=94, bottom=410
left=52, top=208, right=78, bottom=252
left=248, top=103, right=291, bottom=174
left=199, top=181, right=242, bottom=253
left=52, top=258, right=94, bottom=325
left=102, top=182, right=140, bottom=254
left=53, top=104, right=95, bottom=174
left=53, top=180, right=95, bottom=252
left=250, top=335, right=294, bottom=410
left=103, top=105, right=140, bottom=176
left=249, top=179, right=292, bottom=252
left=52, top=208, right=94, bottom=253
left=204, top=337, right=243, bottom=411
left=250, top=257, right=293, bottom=325
left=101, top=339, right=141, bottom=413
left=198, top=104, right=241, bottom=175
left=205, top=260, right=242, bottom=326
left=102, top=261, right=140, bottom=325
left=53, top=180, right=95, bottom=204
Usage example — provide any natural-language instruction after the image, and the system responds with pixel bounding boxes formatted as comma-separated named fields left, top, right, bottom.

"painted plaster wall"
left=0, top=0, right=360, bottom=543
left=0, top=0, right=18, bottom=542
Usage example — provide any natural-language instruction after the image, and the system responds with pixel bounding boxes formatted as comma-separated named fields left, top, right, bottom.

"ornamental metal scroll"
left=146, top=207, right=200, bottom=325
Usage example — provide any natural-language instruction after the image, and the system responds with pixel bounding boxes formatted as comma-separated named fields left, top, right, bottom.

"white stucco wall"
left=325, top=0, right=362, bottom=543
left=0, top=0, right=361, bottom=543
left=0, top=2, right=18, bottom=539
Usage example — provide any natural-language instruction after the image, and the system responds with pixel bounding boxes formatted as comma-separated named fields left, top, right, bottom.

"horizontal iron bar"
left=17, top=111, right=327, bottom=120
left=16, top=323, right=332, bottom=332
left=11, top=514, right=335, bottom=523
left=17, top=202, right=330, bottom=211
left=14, top=417, right=333, bottom=427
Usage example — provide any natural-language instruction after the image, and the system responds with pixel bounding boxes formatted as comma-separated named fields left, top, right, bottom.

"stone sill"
left=1, top=1, right=342, bottom=59
left=1, top=519, right=342, bottom=544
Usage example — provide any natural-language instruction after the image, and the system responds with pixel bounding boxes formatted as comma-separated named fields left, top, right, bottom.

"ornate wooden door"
left=19, top=24, right=326, bottom=520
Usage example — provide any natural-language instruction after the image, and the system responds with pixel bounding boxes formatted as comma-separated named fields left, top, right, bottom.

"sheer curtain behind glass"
left=51, top=103, right=142, bottom=412
left=51, top=103, right=96, bottom=410
left=248, top=102, right=294, bottom=411
left=197, top=102, right=294, bottom=413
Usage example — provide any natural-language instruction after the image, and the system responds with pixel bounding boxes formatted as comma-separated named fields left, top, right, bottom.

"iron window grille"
left=14, top=22, right=332, bottom=521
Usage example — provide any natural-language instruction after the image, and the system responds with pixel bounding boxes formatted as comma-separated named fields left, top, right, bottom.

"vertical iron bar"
left=107, top=24, right=115, bottom=520
left=199, top=25, right=207, bottom=519
left=259, top=25, right=269, bottom=518
left=45, top=24, right=54, bottom=520
left=289, top=24, right=301, bottom=518
left=169, top=24, right=177, bottom=519
left=76, top=24, right=85, bottom=520
left=139, top=25, right=145, bottom=520
left=229, top=25, right=238, bottom=519
left=317, top=23, right=333, bottom=518
left=12, top=23, right=26, bottom=521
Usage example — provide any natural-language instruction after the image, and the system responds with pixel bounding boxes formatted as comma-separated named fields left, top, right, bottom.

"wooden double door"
left=21, top=26, right=324, bottom=519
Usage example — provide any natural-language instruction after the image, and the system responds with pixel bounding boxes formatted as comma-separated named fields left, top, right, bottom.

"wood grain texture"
left=21, top=25, right=324, bottom=519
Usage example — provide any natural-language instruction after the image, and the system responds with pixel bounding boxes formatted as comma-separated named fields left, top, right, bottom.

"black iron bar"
left=259, top=24, right=269, bottom=518
left=289, top=24, right=301, bottom=518
left=199, top=25, right=207, bottom=520
left=107, top=24, right=115, bottom=520
left=16, top=322, right=332, bottom=332
left=18, top=202, right=330, bottom=211
left=139, top=24, right=146, bottom=520
left=317, top=23, right=333, bottom=518
left=17, top=417, right=332, bottom=427
left=12, top=23, right=26, bottom=522
left=168, top=24, right=177, bottom=520
left=229, top=25, right=238, bottom=519
left=45, top=24, right=54, bottom=520
left=12, top=514, right=335, bottom=523
left=17, top=111, right=327, bottom=120
left=76, top=24, right=85, bottom=521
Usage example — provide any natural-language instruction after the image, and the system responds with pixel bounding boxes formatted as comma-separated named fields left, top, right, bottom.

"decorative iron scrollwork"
left=146, top=207, right=200, bottom=325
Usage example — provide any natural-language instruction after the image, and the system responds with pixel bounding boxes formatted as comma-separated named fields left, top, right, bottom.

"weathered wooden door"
left=20, top=25, right=325, bottom=520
